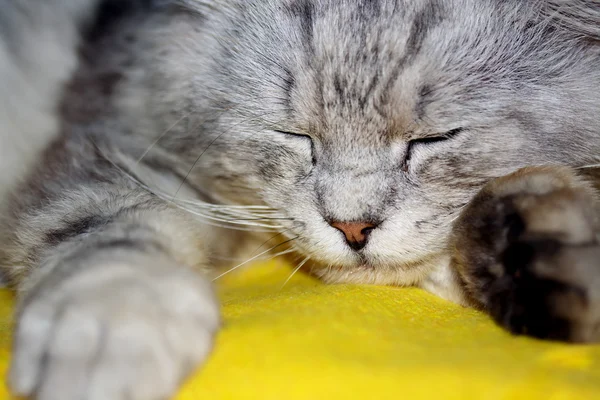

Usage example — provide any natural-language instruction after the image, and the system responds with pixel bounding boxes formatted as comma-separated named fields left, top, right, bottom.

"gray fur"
left=0, top=0, right=599, bottom=398
left=0, top=0, right=102, bottom=210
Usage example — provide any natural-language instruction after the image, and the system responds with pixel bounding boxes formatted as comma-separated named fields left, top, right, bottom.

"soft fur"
left=0, top=1, right=599, bottom=399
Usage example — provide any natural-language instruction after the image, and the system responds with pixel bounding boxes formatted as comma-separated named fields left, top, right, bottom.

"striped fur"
left=0, top=0, right=599, bottom=398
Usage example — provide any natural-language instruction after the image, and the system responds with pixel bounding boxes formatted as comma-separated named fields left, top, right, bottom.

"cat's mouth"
left=283, top=231, right=447, bottom=286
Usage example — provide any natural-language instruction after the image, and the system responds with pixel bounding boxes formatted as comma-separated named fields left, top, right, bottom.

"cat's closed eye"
left=274, top=130, right=316, bottom=165
left=402, top=127, right=464, bottom=172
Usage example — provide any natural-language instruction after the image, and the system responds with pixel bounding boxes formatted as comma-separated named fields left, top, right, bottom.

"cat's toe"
left=491, top=242, right=600, bottom=342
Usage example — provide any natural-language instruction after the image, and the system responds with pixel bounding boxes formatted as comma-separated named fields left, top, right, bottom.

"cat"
left=1, top=0, right=599, bottom=399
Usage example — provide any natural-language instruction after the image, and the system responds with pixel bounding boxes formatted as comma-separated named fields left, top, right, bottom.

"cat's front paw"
left=9, top=257, right=220, bottom=400
left=452, top=166, right=600, bottom=342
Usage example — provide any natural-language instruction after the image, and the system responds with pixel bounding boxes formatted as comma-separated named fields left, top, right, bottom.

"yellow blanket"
left=1, top=261, right=600, bottom=399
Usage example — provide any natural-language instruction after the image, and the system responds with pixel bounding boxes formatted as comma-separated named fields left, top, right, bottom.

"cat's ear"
left=543, top=0, right=600, bottom=40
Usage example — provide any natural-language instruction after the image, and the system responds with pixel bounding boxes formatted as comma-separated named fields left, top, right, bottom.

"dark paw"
left=452, top=166, right=600, bottom=342
left=492, top=239, right=600, bottom=342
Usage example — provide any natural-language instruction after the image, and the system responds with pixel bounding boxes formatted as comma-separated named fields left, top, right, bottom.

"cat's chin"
left=308, top=257, right=440, bottom=287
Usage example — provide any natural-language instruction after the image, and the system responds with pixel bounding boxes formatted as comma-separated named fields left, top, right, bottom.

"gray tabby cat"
left=1, top=0, right=599, bottom=399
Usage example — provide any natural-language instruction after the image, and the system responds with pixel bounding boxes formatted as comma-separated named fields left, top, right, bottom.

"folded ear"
left=543, top=0, right=600, bottom=40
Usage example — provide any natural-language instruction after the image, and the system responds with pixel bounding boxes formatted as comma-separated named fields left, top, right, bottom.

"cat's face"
left=166, top=0, right=598, bottom=285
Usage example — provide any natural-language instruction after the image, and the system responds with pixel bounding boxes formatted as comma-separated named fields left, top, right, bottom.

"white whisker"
left=576, top=163, right=600, bottom=169
left=90, top=144, right=286, bottom=232
left=171, top=206, right=285, bottom=228
left=136, top=112, right=191, bottom=164
left=280, top=256, right=311, bottom=289
left=212, top=237, right=298, bottom=281
left=209, top=247, right=296, bottom=262
left=449, top=203, right=469, bottom=223
left=248, top=229, right=292, bottom=256
left=267, top=248, right=297, bottom=259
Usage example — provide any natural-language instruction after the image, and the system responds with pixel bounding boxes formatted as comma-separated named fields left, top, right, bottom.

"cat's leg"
left=451, top=166, right=600, bottom=342
left=4, top=187, right=220, bottom=400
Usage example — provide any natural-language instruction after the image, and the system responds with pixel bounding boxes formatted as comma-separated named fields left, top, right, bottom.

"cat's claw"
left=452, top=166, right=600, bottom=342
left=8, top=260, right=219, bottom=400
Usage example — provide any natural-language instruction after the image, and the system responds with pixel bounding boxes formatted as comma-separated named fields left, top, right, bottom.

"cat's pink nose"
left=330, top=221, right=377, bottom=251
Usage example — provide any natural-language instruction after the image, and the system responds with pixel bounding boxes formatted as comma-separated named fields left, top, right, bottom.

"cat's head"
left=135, top=0, right=600, bottom=284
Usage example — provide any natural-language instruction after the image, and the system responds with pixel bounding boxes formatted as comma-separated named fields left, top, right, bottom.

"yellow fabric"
left=1, top=261, right=600, bottom=399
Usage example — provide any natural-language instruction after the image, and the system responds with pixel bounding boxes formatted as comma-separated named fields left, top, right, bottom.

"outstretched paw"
left=452, top=166, right=600, bottom=342
left=9, top=256, right=220, bottom=400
